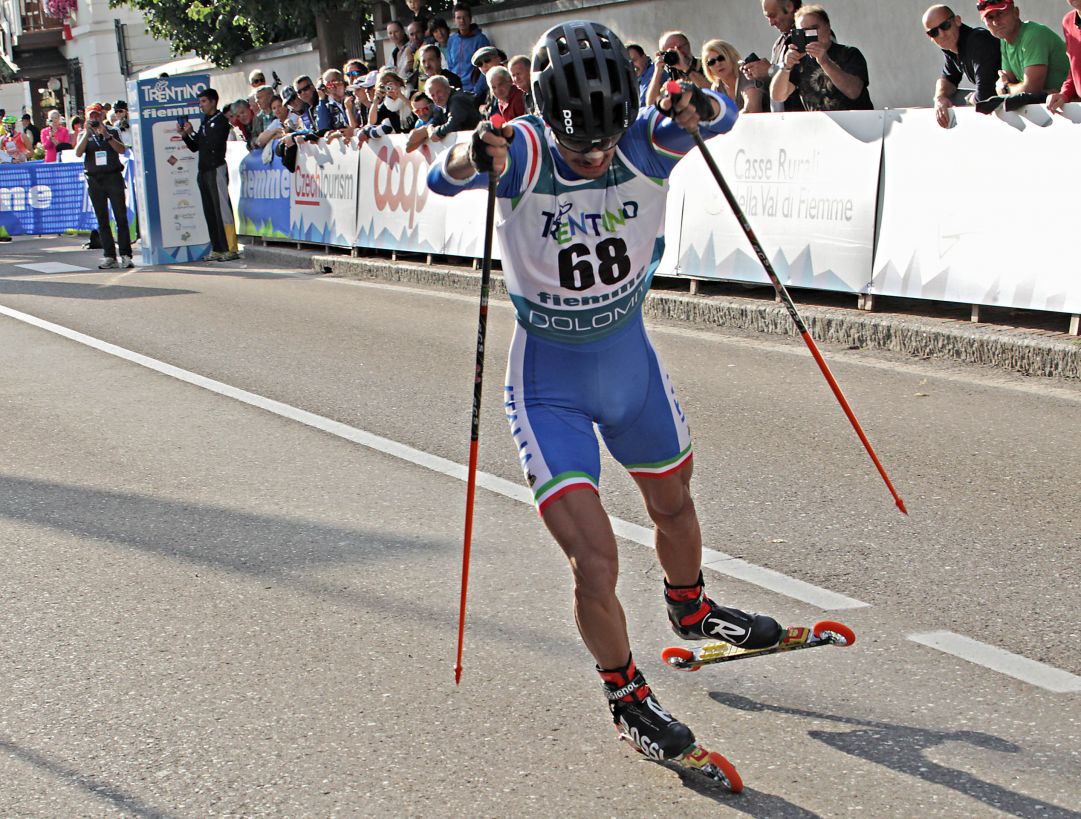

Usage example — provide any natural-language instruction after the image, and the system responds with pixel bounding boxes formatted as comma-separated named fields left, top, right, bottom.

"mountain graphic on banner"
left=290, top=214, right=348, bottom=247
left=679, top=239, right=856, bottom=293
left=354, top=223, right=441, bottom=253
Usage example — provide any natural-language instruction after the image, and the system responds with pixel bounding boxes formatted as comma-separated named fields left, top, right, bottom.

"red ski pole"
left=666, top=81, right=906, bottom=515
left=456, top=117, right=512, bottom=685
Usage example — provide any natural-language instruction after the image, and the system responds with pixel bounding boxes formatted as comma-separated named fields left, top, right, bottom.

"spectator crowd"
left=4, top=0, right=1079, bottom=169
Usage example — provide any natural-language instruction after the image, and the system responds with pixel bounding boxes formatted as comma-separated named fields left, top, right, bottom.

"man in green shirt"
left=979, top=0, right=1069, bottom=94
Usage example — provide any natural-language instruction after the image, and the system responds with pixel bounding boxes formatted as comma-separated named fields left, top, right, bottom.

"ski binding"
left=617, top=731, right=744, bottom=793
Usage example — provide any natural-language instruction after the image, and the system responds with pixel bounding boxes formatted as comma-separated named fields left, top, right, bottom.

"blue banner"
left=0, top=158, right=140, bottom=239
left=237, top=145, right=291, bottom=239
left=0, top=161, right=96, bottom=236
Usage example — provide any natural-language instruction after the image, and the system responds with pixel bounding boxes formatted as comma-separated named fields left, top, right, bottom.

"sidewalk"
left=243, top=243, right=1081, bottom=381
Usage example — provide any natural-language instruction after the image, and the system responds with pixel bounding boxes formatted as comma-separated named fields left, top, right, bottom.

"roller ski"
left=601, top=657, right=743, bottom=793
left=662, top=620, right=857, bottom=672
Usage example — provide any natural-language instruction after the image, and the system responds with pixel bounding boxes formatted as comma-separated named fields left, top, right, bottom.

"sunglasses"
left=706, top=55, right=726, bottom=67
left=347, top=70, right=363, bottom=77
left=925, top=17, right=954, bottom=37
left=297, top=85, right=315, bottom=94
left=554, top=131, right=621, bottom=154
left=326, top=80, right=344, bottom=87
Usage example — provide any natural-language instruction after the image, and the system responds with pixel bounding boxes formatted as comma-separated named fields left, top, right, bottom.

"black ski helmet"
left=531, top=21, right=639, bottom=146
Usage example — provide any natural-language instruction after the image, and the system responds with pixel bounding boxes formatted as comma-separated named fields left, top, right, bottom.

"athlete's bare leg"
left=633, top=460, right=702, bottom=587
left=540, top=487, right=630, bottom=669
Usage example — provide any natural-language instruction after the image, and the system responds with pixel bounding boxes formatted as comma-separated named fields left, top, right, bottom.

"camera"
left=739, top=52, right=760, bottom=66
left=662, top=50, right=681, bottom=67
left=788, top=28, right=819, bottom=53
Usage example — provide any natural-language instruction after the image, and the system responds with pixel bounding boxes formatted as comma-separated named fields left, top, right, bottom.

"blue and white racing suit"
left=428, top=94, right=737, bottom=512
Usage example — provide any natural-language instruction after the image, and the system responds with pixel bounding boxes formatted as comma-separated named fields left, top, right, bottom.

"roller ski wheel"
left=662, top=620, right=856, bottom=671
left=617, top=729, right=743, bottom=793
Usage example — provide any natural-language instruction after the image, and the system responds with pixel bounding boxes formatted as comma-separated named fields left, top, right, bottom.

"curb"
left=243, top=245, right=1081, bottom=381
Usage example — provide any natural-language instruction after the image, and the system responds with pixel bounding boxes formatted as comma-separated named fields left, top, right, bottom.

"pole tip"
left=896, top=498, right=908, bottom=515
left=454, top=665, right=462, bottom=685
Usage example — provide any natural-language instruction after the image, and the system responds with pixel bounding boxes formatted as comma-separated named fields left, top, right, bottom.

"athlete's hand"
left=659, top=81, right=717, bottom=133
left=468, top=120, right=513, bottom=175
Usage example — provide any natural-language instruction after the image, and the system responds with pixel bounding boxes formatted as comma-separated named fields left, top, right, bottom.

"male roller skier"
left=429, top=20, right=782, bottom=760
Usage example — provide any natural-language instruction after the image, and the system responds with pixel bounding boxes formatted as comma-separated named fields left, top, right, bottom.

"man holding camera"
left=75, top=103, right=132, bottom=270
left=770, top=4, right=873, bottom=111
left=644, top=31, right=709, bottom=106
left=315, top=69, right=357, bottom=137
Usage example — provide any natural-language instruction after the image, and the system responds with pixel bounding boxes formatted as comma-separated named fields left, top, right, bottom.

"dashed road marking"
left=909, top=631, right=1081, bottom=694
left=15, top=262, right=90, bottom=274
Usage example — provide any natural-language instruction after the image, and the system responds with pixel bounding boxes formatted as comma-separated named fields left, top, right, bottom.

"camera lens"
left=662, top=50, right=680, bottom=67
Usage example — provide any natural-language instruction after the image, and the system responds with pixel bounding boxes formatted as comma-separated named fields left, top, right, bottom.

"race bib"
left=94, top=150, right=107, bottom=166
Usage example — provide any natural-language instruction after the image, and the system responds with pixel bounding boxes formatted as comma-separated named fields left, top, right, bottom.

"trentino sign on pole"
left=127, top=74, right=211, bottom=265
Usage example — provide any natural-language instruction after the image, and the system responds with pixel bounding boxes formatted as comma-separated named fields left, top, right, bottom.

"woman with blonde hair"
left=701, top=39, right=764, bottom=114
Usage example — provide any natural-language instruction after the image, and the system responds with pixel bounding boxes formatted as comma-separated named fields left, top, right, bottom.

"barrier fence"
left=3, top=105, right=1076, bottom=322
left=228, top=105, right=1081, bottom=321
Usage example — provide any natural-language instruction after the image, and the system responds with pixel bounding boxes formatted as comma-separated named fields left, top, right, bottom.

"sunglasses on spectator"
left=925, top=18, right=954, bottom=37
left=554, top=132, right=621, bottom=154
left=347, top=69, right=363, bottom=77
left=705, top=55, right=726, bottom=67
left=326, top=80, right=344, bottom=87
left=297, top=84, right=315, bottom=94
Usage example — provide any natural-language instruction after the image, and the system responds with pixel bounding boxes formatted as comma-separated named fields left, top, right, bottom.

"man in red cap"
left=979, top=0, right=1069, bottom=95
left=75, top=102, right=133, bottom=269
left=1047, top=0, right=1081, bottom=112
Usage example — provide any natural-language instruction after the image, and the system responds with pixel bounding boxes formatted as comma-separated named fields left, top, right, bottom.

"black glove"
left=469, top=121, right=497, bottom=173
left=665, top=80, right=715, bottom=122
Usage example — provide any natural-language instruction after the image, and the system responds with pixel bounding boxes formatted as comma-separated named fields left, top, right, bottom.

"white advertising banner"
left=290, top=138, right=360, bottom=247
left=873, top=106, right=1081, bottom=313
left=355, top=135, right=448, bottom=253
left=664, top=111, right=883, bottom=293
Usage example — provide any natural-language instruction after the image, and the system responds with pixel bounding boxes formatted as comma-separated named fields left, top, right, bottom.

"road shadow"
left=709, top=691, right=1081, bottom=818
left=0, top=736, right=174, bottom=818
left=0, top=474, right=579, bottom=660
left=0, top=278, right=196, bottom=300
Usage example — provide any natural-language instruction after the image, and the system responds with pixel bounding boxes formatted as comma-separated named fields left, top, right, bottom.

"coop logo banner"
left=356, top=136, right=448, bottom=253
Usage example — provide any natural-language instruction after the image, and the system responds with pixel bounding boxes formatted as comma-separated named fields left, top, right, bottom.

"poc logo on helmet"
left=562, top=109, right=574, bottom=133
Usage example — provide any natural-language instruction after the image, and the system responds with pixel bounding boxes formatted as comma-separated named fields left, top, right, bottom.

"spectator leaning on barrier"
left=228, top=98, right=256, bottom=147
left=409, top=90, right=446, bottom=128
left=180, top=88, right=238, bottom=262
left=980, top=0, right=1069, bottom=97
left=771, top=4, right=874, bottom=111
left=703, top=38, right=766, bottom=113
left=367, top=69, right=412, bottom=133
left=626, top=44, right=655, bottom=107
left=471, top=46, right=506, bottom=113
left=255, top=96, right=287, bottom=148
left=75, top=103, right=132, bottom=270
left=316, top=69, right=357, bottom=136
left=20, top=113, right=39, bottom=147
left=288, top=76, right=318, bottom=130
left=924, top=4, right=1001, bottom=126
left=1047, top=0, right=1081, bottom=112
left=420, top=43, right=462, bottom=93
left=448, top=3, right=492, bottom=97
left=486, top=65, right=525, bottom=121
left=253, top=86, right=276, bottom=135
left=645, top=31, right=709, bottom=106
left=410, top=74, right=480, bottom=149
left=41, top=109, right=71, bottom=162
left=507, top=53, right=535, bottom=113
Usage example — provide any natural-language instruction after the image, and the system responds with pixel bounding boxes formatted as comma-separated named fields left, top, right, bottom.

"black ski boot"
left=665, top=573, right=782, bottom=649
left=600, top=656, right=694, bottom=761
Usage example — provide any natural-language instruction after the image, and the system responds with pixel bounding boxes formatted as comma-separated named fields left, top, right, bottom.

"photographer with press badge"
left=75, top=102, right=133, bottom=270
left=769, top=4, right=873, bottom=111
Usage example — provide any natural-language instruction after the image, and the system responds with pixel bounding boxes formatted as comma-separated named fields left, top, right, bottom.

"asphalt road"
left=1, top=236, right=1079, bottom=817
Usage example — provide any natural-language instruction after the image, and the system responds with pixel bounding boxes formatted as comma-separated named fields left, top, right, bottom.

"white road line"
left=909, top=631, right=1081, bottom=694
left=0, top=301, right=867, bottom=612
